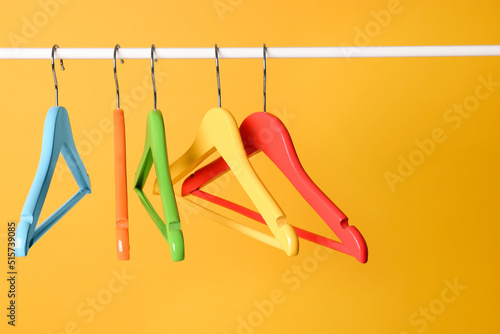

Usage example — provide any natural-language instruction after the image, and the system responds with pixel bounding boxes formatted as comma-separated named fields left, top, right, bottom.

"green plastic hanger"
left=133, top=45, right=184, bottom=261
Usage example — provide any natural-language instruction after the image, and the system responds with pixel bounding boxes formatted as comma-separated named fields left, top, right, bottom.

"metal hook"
left=215, top=44, right=221, bottom=108
left=51, top=44, right=65, bottom=106
left=151, top=44, right=158, bottom=110
left=114, top=44, right=124, bottom=109
left=263, top=43, right=267, bottom=112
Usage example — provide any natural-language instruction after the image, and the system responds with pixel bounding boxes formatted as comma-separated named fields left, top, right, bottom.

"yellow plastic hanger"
left=155, top=107, right=298, bottom=256
left=154, top=45, right=298, bottom=256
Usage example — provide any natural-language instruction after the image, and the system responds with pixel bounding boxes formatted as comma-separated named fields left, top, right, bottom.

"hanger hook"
left=51, top=44, right=65, bottom=106
left=151, top=44, right=158, bottom=110
left=263, top=43, right=267, bottom=112
left=114, top=44, right=124, bottom=109
left=215, top=44, right=221, bottom=108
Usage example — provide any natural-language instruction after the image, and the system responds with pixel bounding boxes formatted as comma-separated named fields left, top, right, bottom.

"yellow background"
left=1, top=0, right=499, bottom=333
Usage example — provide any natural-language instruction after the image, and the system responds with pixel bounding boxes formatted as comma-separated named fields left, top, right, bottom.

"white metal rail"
left=0, top=46, right=500, bottom=60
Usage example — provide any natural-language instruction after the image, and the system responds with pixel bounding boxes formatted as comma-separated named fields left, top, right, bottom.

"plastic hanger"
left=180, top=45, right=368, bottom=263
left=153, top=45, right=299, bottom=256
left=15, top=45, right=91, bottom=257
left=133, top=45, right=184, bottom=261
left=113, top=45, right=130, bottom=260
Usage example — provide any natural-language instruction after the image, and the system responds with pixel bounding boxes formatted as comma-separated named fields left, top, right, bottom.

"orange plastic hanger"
left=113, top=45, right=130, bottom=260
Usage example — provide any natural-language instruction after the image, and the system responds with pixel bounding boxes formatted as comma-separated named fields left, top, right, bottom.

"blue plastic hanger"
left=15, top=45, right=91, bottom=257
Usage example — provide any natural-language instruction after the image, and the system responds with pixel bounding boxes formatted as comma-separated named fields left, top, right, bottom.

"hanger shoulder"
left=58, top=107, right=91, bottom=192
left=158, top=107, right=233, bottom=190
left=164, top=107, right=238, bottom=186
left=242, top=113, right=367, bottom=263
left=169, top=107, right=231, bottom=183
left=242, top=112, right=347, bottom=219
left=133, top=113, right=155, bottom=190
left=16, top=107, right=62, bottom=256
left=20, top=107, right=62, bottom=219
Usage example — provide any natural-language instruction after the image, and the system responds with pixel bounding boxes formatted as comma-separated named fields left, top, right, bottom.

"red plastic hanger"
left=182, top=111, right=368, bottom=263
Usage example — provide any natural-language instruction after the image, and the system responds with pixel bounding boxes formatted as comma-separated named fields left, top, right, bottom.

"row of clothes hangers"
left=14, top=44, right=368, bottom=264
